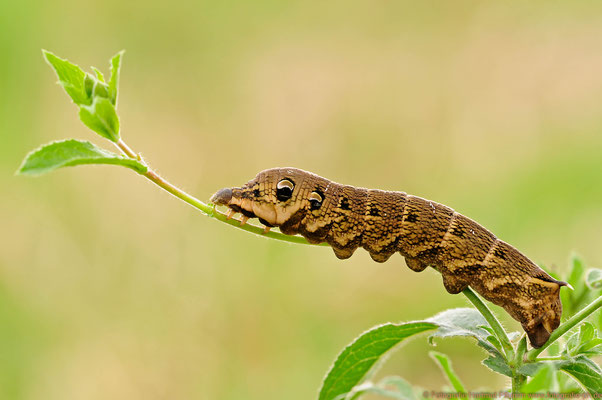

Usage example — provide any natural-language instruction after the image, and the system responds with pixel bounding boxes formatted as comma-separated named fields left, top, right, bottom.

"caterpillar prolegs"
left=211, top=167, right=568, bottom=348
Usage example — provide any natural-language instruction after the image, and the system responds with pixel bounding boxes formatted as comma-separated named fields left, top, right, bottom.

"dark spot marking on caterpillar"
left=229, top=204, right=242, bottom=213
left=450, top=226, right=465, bottom=237
left=253, top=188, right=260, bottom=197
left=414, top=246, right=441, bottom=263
left=241, top=208, right=256, bottom=218
left=405, top=212, right=418, bottom=223
left=494, top=247, right=507, bottom=260
left=340, top=197, right=350, bottom=210
left=258, top=217, right=274, bottom=227
left=369, top=207, right=380, bottom=217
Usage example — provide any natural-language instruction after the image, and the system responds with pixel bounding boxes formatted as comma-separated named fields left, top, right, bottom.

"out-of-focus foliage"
left=3, top=1, right=602, bottom=399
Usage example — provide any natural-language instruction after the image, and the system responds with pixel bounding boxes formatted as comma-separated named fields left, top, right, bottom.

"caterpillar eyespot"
left=309, top=191, right=323, bottom=210
left=210, top=167, right=568, bottom=348
left=276, top=178, right=294, bottom=202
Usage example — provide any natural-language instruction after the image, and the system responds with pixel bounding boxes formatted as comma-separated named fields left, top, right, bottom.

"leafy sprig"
left=20, top=51, right=325, bottom=246
left=318, top=258, right=602, bottom=400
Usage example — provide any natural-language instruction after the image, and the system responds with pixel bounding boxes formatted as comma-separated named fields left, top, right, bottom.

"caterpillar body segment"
left=211, top=167, right=567, bottom=348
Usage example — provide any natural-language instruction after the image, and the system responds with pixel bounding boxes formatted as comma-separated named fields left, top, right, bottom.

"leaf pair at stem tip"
left=18, top=51, right=139, bottom=176
left=44, top=50, right=123, bottom=143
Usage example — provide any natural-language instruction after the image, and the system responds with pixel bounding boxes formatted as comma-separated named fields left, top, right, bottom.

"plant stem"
left=117, top=139, right=138, bottom=159
left=511, top=374, right=525, bottom=393
left=533, top=356, right=563, bottom=361
left=526, top=294, right=602, bottom=361
left=462, top=288, right=515, bottom=361
left=113, top=140, right=328, bottom=247
left=462, top=288, right=524, bottom=392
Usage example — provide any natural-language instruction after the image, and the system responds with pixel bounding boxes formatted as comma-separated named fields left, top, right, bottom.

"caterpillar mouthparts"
left=211, top=187, right=232, bottom=205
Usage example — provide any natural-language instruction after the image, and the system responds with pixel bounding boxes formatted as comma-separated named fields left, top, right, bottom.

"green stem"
left=462, top=288, right=524, bottom=392
left=511, top=374, right=526, bottom=393
left=114, top=140, right=327, bottom=247
left=533, top=356, right=564, bottom=361
left=462, top=288, right=515, bottom=361
left=526, top=294, right=602, bottom=361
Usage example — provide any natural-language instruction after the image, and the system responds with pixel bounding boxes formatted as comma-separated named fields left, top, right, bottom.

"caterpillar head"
left=210, top=167, right=332, bottom=238
left=521, top=278, right=566, bottom=348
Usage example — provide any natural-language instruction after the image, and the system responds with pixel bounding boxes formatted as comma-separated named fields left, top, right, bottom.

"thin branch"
left=116, top=139, right=138, bottom=159
left=462, top=288, right=515, bottom=361
left=113, top=139, right=328, bottom=247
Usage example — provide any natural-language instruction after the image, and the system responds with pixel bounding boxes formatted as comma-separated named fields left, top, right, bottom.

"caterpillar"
left=211, top=167, right=568, bottom=348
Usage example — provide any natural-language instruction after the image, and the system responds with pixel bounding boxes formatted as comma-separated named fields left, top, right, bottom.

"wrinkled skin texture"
left=211, top=167, right=568, bottom=348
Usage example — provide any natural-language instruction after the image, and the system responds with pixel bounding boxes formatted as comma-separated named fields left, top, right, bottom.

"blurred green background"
left=2, top=1, right=602, bottom=399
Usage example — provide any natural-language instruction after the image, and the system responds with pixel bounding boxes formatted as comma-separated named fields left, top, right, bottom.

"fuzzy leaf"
left=567, top=255, right=586, bottom=287
left=92, top=67, right=105, bottom=82
left=578, top=322, right=595, bottom=344
left=18, top=139, right=146, bottom=176
left=483, top=353, right=512, bottom=377
left=346, top=376, right=417, bottom=400
left=564, top=322, right=602, bottom=357
left=519, top=361, right=546, bottom=377
left=562, top=255, right=590, bottom=318
left=318, top=322, right=437, bottom=400
left=109, top=51, right=124, bottom=106
left=557, top=356, right=602, bottom=395
left=586, top=269, right=602, bottom=290
left=429, top=351, right=466, bottom=396
left=520, top=363, right=558, bottom=393
left=515, top=336, right=528, bottom=361
left=427, top=308, right=500, bottom=356
left=78, top=97, right=120, bottom=142
left=43, top=50, right=91, bottom=106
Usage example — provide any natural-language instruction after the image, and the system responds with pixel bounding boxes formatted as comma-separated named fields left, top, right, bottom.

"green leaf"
left=320, top=308, right=513, bottom=400
left=586, top=269, right=602, bottom=290
left=561, top=254, right=591, bottom=318
left=427, top=308, right=501, bottom=356
left=519, top=361, right=546, bottom=377
left=563, top=322, right=602, bottom=357
left=520, top=363, right=558, bottom=393
left=557, top=370, right=584, bottom=393
left=581, top=344, right=602, bottom=356
left=17, top=139, right=147, bottom=176
left=78, top=97, right=120, bottom=142
left=578, top=322, right=595, bottom=344
left=564, top=330, right=580, bottom=356
left=378, top=377, right=419, bottom=400
left=43, top=51, right=122, bottom=142
left=557, top=355, right=602, bottom=395
left=91, top=78, right=111, bottom=100
left=483, top=353, right=513, bottom=377
left=567, top=254, right=585, bottom=287
left=546, top=340, right=561, bottom=358
left=92, top=67, right=105, bottom=82
left=345, top=376, right=417, bottom=400
left=318, top=322, right=437, bottom=400
left=485, top=334, right=502, bottom=353
left=109, top=51, right=124, bottom=106
left=429, top=351, right=466, bottom=396
left=515, top=336, right=528, bottom=361
left=43, top=50, right=91, bottom=106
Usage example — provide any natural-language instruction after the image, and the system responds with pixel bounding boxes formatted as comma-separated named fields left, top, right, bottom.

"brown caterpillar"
left=211, top=167, right=568, bottom=348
